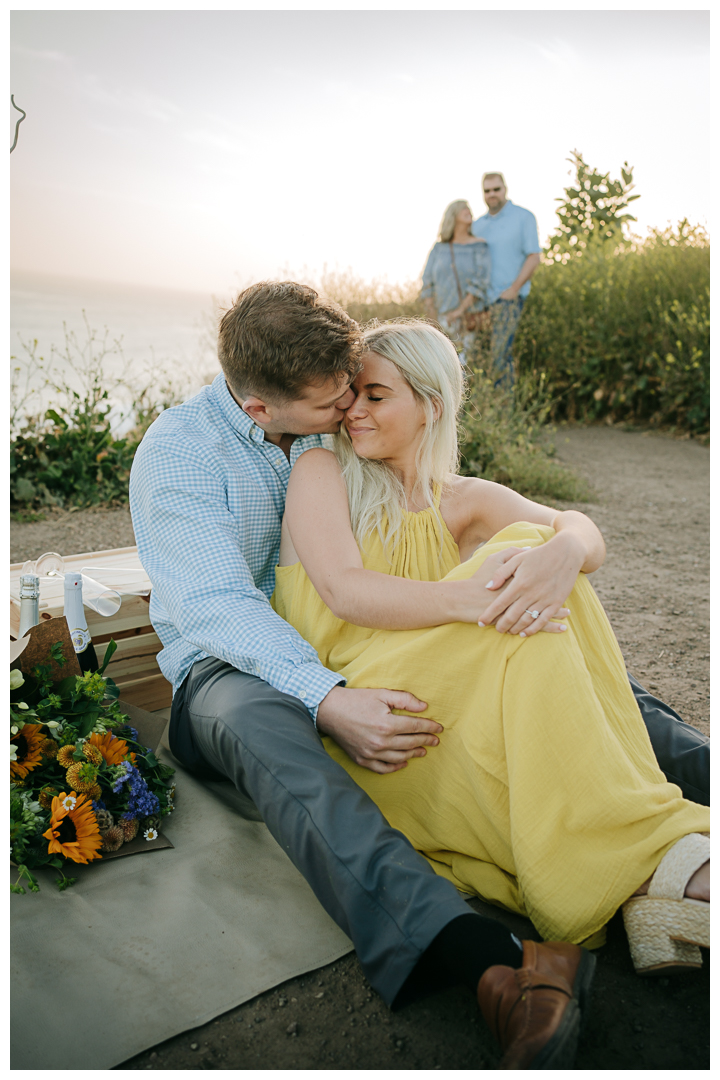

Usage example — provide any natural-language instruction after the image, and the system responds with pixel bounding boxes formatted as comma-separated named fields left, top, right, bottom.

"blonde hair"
left=439, top=200, right=470, bottom=243
left=333, top=321, right=464, bottom=557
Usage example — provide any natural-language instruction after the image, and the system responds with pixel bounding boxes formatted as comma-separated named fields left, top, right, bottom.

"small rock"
left=286, top=1021, right=298, bottom=1036
left=190, top=1043, right=199, bottom=1051
left=278, top=998, right=287, bottom=1007
left=315, top=992, right=324, bottom=999
left=254, top=1016, right=265, bottom=1023
left=347, top=1005, right=353, bottom=1013
left=149, top=1053, right=157, bottom=1060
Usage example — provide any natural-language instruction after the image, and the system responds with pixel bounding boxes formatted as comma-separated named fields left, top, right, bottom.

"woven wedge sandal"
left=622, top=832, right=710, bottom=976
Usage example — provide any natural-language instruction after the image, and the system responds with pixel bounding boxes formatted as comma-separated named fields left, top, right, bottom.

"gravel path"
left=11, top=424, right=709, bottom=1070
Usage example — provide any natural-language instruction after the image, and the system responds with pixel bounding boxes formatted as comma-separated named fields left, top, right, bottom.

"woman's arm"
left=282, top=449, right=562, bottom=631
left=445, top=476, right=605, bottom=635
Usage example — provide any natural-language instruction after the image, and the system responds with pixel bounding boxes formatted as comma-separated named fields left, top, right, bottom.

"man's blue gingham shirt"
left=129, top=372, right=344, bottom=719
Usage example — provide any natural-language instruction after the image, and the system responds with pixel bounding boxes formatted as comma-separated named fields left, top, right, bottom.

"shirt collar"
left=207, top=371, right=333, bottom=457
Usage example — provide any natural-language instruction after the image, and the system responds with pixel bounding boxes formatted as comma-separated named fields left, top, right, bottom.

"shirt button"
left=300, top=691, right=306, bottom=698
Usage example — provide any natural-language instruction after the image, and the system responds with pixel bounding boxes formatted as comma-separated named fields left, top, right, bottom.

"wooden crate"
left=10, top=546, right=172, bottom=710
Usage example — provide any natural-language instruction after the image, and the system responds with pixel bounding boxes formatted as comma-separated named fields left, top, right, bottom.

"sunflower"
left=87, top=731, right=136, bottom=767
left=65, top=761, right=99, bottom=793
left=10, top=723, right=45, bottom=780
left=42, top=791, right=103, bottom=864
left=40, top=739, right=59, bottom=760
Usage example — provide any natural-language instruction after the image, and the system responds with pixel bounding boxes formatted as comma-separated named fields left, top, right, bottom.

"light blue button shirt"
left=472, top=200, right=541, bottom=304
left=129, top=373, right=344, bottom=718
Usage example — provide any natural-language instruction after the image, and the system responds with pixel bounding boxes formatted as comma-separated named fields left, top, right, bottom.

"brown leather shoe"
left=477, top=940, right=596, bottom=1069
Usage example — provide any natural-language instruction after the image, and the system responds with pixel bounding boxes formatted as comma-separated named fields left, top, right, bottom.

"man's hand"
left=316, top=685, right=443, bottom=774
left=478, top=538, right=580, bottom=636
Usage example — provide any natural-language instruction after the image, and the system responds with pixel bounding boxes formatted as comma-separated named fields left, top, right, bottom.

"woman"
left=272, top=321, right=709, bottom=974
left=420, top=200, right=490, bottom=361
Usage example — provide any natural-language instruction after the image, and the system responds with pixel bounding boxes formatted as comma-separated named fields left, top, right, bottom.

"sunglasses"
left=484, top=186, right=504, bottom=194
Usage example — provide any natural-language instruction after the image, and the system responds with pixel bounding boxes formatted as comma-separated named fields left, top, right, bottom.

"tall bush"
left=515, top=222, right=709, bottom=432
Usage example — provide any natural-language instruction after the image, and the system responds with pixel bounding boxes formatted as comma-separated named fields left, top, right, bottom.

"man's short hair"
left=218, top=281, right=364, bottom=402
left=482, top=172, right=507, bottom=190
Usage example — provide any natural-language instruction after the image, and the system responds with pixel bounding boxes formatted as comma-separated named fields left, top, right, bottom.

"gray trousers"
left=169, top=657, right=471, bottom=1006
left=170, top=658, right=710, bottom=1004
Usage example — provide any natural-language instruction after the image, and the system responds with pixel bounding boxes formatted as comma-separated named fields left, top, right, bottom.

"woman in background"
left=420, top=200, right=490, bottom=361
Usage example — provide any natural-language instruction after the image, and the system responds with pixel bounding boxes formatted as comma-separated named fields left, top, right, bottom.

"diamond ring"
left=525, top=609, right=540, bottom=620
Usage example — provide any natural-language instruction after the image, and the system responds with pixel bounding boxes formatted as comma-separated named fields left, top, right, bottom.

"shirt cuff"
left=279, top=665, right=346, bottom=728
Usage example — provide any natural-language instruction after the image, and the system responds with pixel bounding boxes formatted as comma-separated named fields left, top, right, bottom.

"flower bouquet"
left=10, top=637, right=175, bottom=894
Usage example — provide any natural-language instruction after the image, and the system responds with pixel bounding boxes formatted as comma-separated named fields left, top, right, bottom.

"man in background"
left=472, top=173, right=541, bottom=388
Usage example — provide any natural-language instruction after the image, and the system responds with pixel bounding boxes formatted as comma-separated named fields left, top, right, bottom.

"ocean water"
left=10, top=270, right=225, bottom=426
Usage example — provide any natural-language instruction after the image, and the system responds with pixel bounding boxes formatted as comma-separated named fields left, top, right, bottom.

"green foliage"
left=515, top=222, right=709, bottom=432
left=546, top=150, right=640, bottom=262
left=458, top=360, right=591, bottom=503
left=10, top=320, right=182, bottom=511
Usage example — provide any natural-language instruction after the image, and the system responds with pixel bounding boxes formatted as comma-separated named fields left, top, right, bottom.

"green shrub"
left=516, top=222, right=709, bottom=433
left=458, top=360, right=590, bottom=502
left=11, top=322, right=181, bottom=511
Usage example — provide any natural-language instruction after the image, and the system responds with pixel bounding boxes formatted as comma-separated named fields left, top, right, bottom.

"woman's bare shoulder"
left=292, top=446, right=341, bottom=472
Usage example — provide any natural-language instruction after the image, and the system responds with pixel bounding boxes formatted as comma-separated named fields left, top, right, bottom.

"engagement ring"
left=525, top=609, right=540, bottom=620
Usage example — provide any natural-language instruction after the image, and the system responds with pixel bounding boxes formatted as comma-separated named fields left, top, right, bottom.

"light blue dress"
left=420, top=240, right=491, bottom=317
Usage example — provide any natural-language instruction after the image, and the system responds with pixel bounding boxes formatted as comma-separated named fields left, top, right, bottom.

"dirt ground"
left=10, top=425, right=709, bottom=1070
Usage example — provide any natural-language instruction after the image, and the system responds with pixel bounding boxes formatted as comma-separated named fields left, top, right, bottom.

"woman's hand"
left=470, top=547, right=570, bottom=634
left=477, top=536, right=583, bottom=636
left=444, top=307, right=462, bottom=324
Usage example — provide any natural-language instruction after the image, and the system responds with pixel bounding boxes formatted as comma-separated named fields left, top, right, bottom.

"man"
left=472, top=172, right=541, bottom=388
left=130, top=281, right=707, bottom=1069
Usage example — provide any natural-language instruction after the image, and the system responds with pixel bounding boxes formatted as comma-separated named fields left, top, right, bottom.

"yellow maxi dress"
left=271, top=491, right=709, bottom=946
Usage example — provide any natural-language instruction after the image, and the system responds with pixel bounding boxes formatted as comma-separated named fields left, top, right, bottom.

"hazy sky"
left=10, top=8, right=709, bottom=294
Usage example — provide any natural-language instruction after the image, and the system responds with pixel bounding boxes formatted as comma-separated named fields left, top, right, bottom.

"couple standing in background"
left=421, top=172, right=541, bottom=385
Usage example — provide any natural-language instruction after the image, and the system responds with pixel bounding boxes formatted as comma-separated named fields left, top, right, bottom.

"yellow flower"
left=56, top=745, right=77, bottom=769
left=65, top=761, right=99, bottom=793
left=43, top=791, right=103, bottom=864
left=82, top=743, right=103, bottom=767
left=10, top=723, right=45, bottom=780
left=87, top=731, right=136, bottom=767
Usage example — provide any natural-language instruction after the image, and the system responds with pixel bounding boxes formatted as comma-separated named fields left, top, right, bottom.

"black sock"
left=428, top=912, right=524, bottom=990
left=394, top=912, right=524, bottom=1009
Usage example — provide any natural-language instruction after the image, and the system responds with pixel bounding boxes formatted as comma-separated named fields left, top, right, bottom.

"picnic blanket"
left=10, top=708, right=353, bottom=1070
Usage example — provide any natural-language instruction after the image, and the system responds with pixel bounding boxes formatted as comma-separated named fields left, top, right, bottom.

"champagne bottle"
left=17, top=574, right=40, bottom=638
left=63, top=572, right=98, bottom=672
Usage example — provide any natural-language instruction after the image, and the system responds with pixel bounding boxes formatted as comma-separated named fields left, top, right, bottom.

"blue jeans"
left=491, top=296, right=525, bottom=389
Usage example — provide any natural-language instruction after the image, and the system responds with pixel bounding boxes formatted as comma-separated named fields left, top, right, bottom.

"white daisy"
left=144, top=827, right=159, bottom=841
left=61, top=794, right=77, bottom=811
